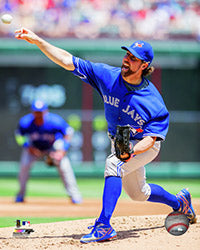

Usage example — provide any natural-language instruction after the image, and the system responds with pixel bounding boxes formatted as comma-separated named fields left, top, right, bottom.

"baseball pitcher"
left=15, top=28, right=196, bottom=243
left=15, top=100, right=82, bottom=204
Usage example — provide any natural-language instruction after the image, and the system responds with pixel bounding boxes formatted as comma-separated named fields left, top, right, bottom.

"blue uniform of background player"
left=15, top=28, right=196, bottom=243
left=15, top=100, right=82, bottom=204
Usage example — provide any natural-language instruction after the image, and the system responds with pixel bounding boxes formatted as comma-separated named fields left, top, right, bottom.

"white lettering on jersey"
left=122, top=105, right=145, bottom=126
left=30, top=133, right=55, bottom=142
left=134, top=113, right=141, bottom=121
left=103, top=95, right=119, bottom=108
left=103, top=96, right=145, bottom=126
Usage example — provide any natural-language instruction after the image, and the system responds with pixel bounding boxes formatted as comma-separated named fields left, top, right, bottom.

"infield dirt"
left=0, top=197, right=199, bottom=249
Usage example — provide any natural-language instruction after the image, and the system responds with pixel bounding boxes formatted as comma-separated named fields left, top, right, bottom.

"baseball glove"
left=44, top=151, right=66, bottom=167
left=44, top=155, right=56, bottom=167
left=114, top=125, right=134, bottom=162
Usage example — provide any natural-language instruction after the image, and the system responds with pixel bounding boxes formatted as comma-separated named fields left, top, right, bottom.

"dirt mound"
left=0, top=215, right=199, bottom=250
left=0, top=198, right=199, bottom=249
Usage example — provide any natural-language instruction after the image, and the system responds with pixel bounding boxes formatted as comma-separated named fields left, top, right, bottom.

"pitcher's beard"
left=121, top=66, right=135, bottom=78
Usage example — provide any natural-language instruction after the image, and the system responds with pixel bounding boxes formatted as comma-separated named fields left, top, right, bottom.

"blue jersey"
left=72, top=56, right=169, bottom=141
left=17, top=112, right=71, bottom=150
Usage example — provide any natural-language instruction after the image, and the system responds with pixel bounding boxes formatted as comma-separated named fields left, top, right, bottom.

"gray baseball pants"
left=17, top=148, right=82, bottom=201
left=105, top=140, right=161, bottom=201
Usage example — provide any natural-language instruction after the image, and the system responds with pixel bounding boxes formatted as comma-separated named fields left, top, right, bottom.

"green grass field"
left=1, top=177, right=200, bottom=198
left=0, top=177, right=199, bottom=228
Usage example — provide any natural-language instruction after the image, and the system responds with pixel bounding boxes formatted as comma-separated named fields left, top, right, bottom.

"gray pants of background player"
left=105, top=139, right=161, bottom=201
left=17, top=148, right=82, bottom=202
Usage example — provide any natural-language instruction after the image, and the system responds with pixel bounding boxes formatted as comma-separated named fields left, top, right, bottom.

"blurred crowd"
left=0, top=0, right=200, bottom=40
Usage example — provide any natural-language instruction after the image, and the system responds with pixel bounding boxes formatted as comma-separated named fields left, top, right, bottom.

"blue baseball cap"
left=121, top=40, right=154, bottom=64
left=31, top=100, right=48, bottom=112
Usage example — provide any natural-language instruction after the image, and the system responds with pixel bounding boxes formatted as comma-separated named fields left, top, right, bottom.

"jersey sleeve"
left=54, top=118, right=68, bottom=136
left=53, top=117, right=73, bottom=151
left=17, top=115, right=32, bottom=135
left=17, top=122, right=24, bottom=135
left=52, top=115, right=72, bottom=139
left=143, top=108, right=169, bottom=141
left=15, top=116, right=31, bottom=147
left=71, top=56, right=116, bottom=93
left=71, top=56, right=98, bottom=87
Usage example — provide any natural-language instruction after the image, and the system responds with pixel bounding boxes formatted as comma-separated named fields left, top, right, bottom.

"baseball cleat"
left=15, top=194, right=24, bottom=203
left=80, top=220, right=117, bottom=243
left=175, top=188, right=197, bottom=224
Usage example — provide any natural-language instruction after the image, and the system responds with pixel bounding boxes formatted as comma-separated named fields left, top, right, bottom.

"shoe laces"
left=88, top=220, right=100, bottom=230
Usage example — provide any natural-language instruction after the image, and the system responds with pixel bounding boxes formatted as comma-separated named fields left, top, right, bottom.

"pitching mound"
left=0, top=215, right=199, bottom=250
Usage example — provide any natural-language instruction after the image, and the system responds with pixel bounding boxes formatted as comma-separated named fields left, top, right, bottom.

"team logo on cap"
left=35, top=100, right=44, bottom=109
left=133, top=42, right=144, bottom=48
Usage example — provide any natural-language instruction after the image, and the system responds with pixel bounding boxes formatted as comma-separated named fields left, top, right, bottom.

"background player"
left=15, top=99, right=82, bottom=204
left=15, top=28, right=196, bottom=243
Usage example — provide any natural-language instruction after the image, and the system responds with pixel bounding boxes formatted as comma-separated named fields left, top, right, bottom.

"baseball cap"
left=31, top=100, right=48, bottom=112
left=121, top=40, right=154, bottom=64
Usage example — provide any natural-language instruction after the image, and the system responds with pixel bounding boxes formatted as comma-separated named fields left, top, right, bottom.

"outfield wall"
left=0, top=161, right=199, bottom=179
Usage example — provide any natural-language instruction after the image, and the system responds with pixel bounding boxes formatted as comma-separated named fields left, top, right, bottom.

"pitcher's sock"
left=98, top=176, right=122, bottom=225
left=148, top=183, right=180, bottom=210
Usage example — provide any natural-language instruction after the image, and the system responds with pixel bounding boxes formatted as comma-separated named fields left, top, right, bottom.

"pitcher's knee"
left=130, top=183, right=151, bottom=201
